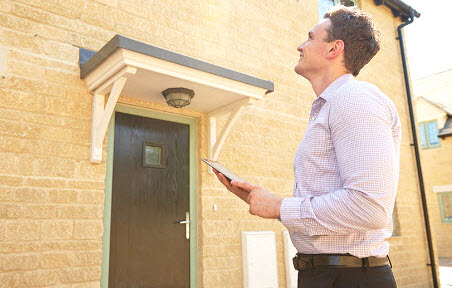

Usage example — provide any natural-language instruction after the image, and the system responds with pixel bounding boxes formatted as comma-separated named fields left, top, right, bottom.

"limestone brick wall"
left=0, top=0, right=435, bottom=287
left=416, top=99, right=452, bottom=258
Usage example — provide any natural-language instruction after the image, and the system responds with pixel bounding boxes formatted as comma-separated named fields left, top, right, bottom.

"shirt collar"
left=318, top=73, right=354, bottom=101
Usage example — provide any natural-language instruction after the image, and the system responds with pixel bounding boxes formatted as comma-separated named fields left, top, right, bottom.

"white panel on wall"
left=283, top=231, right=298, bottom=288
left=242, top=231, right=278, bottom=288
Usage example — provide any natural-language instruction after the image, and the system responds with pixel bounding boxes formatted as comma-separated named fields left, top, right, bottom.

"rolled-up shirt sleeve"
left=280, top=87, right=399, bottom=236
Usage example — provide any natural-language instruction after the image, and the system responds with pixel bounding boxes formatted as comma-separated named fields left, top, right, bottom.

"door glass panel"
left=143, top=142, right=165, bottom=168
left=145, top=145, right=161, bottom=165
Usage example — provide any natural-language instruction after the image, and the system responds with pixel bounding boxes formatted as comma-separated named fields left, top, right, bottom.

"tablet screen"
left=201, top=158, right=246, bottom=182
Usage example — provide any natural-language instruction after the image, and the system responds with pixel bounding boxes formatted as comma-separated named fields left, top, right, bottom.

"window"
left=318, top=0, right=358, bottom=19
left=418, top=120, right=441, bottom=149
left=439, top=192, right=452, bottom=223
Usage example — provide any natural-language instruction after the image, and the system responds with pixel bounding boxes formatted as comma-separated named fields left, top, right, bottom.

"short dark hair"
left=324, top=5, right=381, bottom=76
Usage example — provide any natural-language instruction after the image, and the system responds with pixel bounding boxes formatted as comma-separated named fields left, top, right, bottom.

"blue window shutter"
left=427, top=121, right=439, bottom=146
left=418, top=123, right=427, bottom=148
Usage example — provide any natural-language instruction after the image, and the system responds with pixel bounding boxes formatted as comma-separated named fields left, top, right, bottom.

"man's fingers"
left=212, top=169, right=250, bottom=204
left=215, top=172, right=231, bottom=187
left=216, top=172, right=233, bottom=190
left=231, top=180, right=255, bottom=192
left=217, top=173, right=250, bottom=204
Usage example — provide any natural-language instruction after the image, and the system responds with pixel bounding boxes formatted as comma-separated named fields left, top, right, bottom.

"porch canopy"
left=80, top=35, right=274, bottom=163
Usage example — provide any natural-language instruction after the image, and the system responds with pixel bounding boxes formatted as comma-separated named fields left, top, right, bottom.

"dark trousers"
left=298, top=265, right=397, bottom=288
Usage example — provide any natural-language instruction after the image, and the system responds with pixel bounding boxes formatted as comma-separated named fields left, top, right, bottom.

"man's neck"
left=309, top=71, right=350, bottom=97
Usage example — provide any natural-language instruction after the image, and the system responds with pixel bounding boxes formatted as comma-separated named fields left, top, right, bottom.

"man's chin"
left=294, top=65, right=306, bottom=77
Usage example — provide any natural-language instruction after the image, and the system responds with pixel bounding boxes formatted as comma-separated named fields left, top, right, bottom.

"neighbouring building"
left=414, top=69, right=452, bottom=260
left=0, top=0, right=440, bottom=287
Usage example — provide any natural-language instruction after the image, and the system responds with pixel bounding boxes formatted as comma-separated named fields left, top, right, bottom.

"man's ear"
left=327, top=39, right=345, bottom=59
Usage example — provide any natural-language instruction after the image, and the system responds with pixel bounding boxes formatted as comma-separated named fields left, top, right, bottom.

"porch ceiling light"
left=162, top=87, right=195, bottom=108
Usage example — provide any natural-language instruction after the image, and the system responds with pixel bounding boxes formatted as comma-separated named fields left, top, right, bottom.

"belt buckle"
left=362, top=258, right=369, bottom=269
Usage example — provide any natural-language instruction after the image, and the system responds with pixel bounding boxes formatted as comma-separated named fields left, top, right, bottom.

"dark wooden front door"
left=109, top=112, right=190, bottom=288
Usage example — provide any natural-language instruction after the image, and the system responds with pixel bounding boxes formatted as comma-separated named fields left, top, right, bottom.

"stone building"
left=0, top=0, right=440, bottom=287
left=414, top=70, right=452, bottom=260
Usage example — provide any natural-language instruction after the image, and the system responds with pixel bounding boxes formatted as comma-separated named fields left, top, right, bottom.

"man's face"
left=294, top=19, right=333, bottom=78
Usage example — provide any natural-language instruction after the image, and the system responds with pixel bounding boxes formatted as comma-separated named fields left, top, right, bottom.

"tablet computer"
left=201, top=158, right=246, bottom=182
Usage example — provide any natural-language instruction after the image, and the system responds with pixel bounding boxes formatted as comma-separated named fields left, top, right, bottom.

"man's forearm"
left=280, top=187, right=395, bottom=236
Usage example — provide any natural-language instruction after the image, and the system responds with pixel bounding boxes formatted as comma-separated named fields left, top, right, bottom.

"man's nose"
left=297, top=45, right=303, bottom=52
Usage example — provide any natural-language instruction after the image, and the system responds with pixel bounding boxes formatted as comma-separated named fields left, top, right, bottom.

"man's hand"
left=213, top=169, right=283, bottom=219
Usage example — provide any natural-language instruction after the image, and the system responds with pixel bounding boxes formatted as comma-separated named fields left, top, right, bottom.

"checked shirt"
left=280, top=74, right=402, bottom=258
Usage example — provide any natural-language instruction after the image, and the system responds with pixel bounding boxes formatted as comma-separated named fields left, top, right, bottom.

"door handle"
left=177, top=212, right=190, bottom=239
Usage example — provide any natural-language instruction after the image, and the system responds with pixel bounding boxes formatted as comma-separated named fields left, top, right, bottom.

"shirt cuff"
left=280, top=197, right=306, bottom=232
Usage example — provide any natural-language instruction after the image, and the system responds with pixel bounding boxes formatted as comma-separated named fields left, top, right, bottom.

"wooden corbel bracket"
left=90, top=66, right=137, bottom=163
left=207, top=98, right=255, bottom=166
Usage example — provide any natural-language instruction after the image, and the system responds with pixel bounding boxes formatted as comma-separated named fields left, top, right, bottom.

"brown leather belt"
left=293, top=254, right=390, bottom=270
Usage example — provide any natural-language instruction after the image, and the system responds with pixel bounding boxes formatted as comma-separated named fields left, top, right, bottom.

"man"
left=213, top=4, right=400, bottom=288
